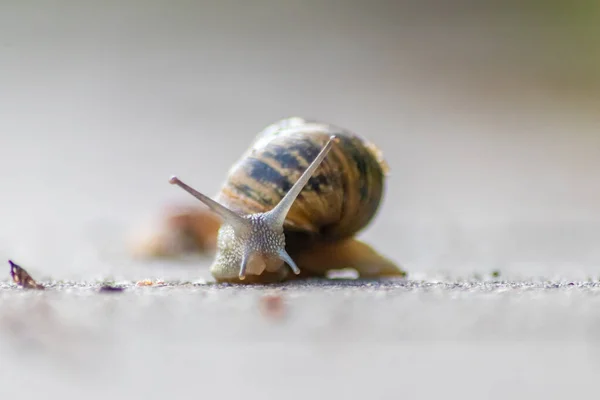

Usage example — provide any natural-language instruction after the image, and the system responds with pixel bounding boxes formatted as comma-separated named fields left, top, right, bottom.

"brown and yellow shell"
left=216, top=117, right=389, bottom=240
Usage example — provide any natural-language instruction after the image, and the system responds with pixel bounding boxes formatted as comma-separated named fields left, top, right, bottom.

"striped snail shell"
left=169, top=117, right=404, bottom=284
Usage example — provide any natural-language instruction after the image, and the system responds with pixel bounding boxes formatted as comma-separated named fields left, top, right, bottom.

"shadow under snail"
left=136, top=117, right=406, bottom=284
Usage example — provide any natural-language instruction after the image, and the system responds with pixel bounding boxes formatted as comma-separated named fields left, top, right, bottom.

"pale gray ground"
left=1, top=1, right=600, bottom=399
left=3, top=278, right=600, bottom=400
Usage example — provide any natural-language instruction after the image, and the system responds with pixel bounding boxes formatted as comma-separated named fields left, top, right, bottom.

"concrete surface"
left=2, top=278, right=600, bottom=400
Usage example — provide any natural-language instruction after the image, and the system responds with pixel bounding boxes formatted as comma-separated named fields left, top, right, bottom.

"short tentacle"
left=278, top=249, right=300, bottom=275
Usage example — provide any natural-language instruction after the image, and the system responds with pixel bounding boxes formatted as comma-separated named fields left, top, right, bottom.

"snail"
left=137, top=117, right=405, bottom=284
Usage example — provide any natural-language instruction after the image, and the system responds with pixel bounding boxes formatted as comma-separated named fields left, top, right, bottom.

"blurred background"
left=1, top=1, right=600, bottom=399
left=2, top=0, right=599, bottom=282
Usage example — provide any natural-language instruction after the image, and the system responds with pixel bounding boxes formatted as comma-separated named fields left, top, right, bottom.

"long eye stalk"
left=169, top=176, right=250, bottom=234
left=265, top=135, right=337, bottom=228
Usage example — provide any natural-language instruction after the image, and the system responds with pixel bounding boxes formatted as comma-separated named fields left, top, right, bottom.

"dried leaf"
left=8, top=260, right=45, bottom=290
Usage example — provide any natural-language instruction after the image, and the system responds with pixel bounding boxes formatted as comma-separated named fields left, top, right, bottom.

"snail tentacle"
left=169, top=176, right=250, bottom=235
left=277, top=249, right=300, bottom=275
left=264, top=135, right=337, bottom=228
left=238, top=251, right=250, bottom=280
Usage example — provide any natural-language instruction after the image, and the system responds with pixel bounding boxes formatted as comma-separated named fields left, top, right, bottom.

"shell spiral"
left=214, top=117, right=389, bottom=242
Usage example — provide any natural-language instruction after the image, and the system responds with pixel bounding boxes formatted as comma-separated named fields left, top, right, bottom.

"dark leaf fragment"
left=8, top=260, right=45, bottom=290
left=99, top=285, right=125, bottom=293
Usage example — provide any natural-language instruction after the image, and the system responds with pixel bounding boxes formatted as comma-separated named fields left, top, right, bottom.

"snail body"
left=167, top=117, right=404, bottom=283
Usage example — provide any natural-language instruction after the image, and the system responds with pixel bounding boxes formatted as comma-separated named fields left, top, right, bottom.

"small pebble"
left=259, top=293, right=286, bottom=319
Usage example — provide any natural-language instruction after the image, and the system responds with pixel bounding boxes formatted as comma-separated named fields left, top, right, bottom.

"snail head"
left=169, top=135, right=337, bottom=282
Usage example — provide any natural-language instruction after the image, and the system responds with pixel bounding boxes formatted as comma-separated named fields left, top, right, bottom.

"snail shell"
left=168, top=117, right=404, bottom=283
left=218, top=117, right=388, bottom=241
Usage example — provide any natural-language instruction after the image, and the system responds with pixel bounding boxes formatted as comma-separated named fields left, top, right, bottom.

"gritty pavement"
left=2, top=276, right=600, bottom=400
